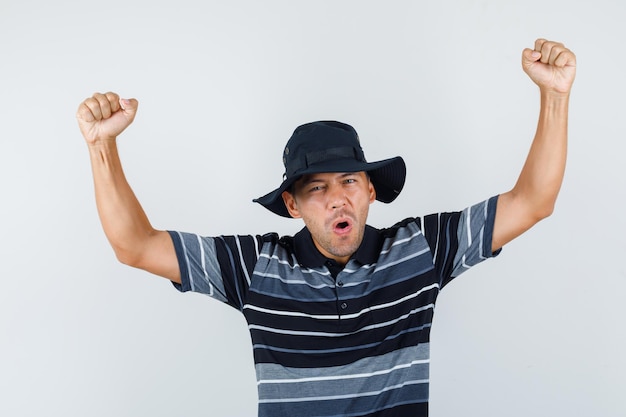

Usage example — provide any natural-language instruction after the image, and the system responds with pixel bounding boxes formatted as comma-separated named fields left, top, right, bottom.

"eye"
left=343, top=178, right=357, bottom=184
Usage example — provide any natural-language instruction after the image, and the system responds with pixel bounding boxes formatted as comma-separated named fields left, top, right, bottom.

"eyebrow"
left=299, top=172, right=360, bottom=186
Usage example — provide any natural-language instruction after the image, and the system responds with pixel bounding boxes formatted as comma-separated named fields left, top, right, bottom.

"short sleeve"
left=421, top=195, right=500, bottom=288
left=167, top=231, right=264, bottom=310
left=167, top=231, right=229, bottom=302
left=450, top=195, right=500, bottom=278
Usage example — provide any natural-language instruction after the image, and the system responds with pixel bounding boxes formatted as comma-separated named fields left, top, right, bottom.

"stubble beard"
left=321, top=232, right=362, bottom=260
left=315, top=212, right=366, bottom=261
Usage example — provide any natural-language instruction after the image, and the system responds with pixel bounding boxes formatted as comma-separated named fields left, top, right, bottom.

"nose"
left=328, top=184, right=347, bottom=209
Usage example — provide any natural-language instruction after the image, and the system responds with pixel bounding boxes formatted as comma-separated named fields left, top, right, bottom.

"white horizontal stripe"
left=255, top=274, right=331, bottom=288
left=379, top=230, right=422, bottom=255
left=259, top=252, right=295, bottom=263
left=258, top=378, right=429, bottom=404
left=248, top=303, right=434, bottom=337
left=243, top=304, right=339, bottom=320
left=359, top=304, right=434, bottom=333
left=248, top=324, right=346, bottom=337
left=376, top=247, right=431, bottom=273
left=257, top=253, right=303, bottom=270
left=258, top=253, right=327, bottom=276
left=258, top=358, right=429, bottom=385
left=243, top=283, right=439, bottom=321
left=343, top=263, right=375, bottom=273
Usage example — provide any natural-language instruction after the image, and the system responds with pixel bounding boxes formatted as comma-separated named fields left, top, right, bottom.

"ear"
left=368, top=179, right=376, bottom=204
left=282, top=191, right=302, bottom=218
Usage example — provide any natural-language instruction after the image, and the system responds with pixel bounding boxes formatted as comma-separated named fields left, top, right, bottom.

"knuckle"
left=76, top=105, right=88, bottom=119
left=83, top=97, right=98, bottom=109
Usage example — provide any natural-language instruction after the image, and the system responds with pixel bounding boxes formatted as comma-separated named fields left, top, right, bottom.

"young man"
left=77, top=39, right=576, bottom=416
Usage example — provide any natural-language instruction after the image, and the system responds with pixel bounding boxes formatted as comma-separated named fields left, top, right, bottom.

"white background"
left=1, top=1, right=625, bottom=416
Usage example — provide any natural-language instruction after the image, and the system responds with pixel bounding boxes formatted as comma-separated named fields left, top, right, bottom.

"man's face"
left=281, top=171, right=376, bottom=265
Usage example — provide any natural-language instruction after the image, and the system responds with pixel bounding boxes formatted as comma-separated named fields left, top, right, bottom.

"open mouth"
left=332, top=218, right=353, bottom=234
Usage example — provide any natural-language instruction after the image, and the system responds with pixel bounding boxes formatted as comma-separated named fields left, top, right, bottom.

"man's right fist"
left=76, top=92, right=138, bottom=144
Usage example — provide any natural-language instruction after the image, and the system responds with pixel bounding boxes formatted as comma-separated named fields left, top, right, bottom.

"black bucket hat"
left=253, top=121, right=406, bottom=218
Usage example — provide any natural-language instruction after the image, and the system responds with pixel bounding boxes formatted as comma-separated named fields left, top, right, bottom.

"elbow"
left=532, top=200, right=556, bottom=222
left=113, top=246, right=143, bottom=268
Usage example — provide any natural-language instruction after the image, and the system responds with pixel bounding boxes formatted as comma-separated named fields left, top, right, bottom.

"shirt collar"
left=293, top=224, right=382, bottom=268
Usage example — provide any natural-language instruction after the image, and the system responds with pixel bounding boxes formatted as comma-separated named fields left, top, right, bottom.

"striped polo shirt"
left=168, top=196, right=500, bottom=417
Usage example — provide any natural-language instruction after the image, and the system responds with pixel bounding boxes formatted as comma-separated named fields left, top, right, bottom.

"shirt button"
left=340, top=302, right=348, bottom=310
left=337, top=281, right=344, bottom=287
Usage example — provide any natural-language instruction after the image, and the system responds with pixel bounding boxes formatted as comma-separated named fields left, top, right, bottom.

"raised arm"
left=77, top=92, right=180, bottom=283
left=492, top=39, right=577, bottom=251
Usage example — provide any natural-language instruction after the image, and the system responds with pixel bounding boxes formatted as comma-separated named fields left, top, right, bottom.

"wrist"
left=540, top=90, right=571, bottom=116
left=540, top=88, right=571, bottom=102
left=539, top=90, right=570, bottom=123
left=86, top=137, right=119, bottom=159
left=86, top=136, right=117, bottom=148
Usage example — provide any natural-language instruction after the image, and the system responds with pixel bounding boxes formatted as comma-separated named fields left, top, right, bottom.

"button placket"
left=336, top=273, right=347, bottom=313
left=326, top=260, right=348, bottom=318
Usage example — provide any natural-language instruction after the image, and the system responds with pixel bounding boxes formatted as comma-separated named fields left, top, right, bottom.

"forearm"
left=511, top=91, right=569, bottom=219
left=88, top=139, right=156, bottom=265
left=491, top=39, right=575, bottom=251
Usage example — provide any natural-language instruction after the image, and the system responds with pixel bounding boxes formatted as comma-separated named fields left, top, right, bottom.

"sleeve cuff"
left=484, top=195, right=502, bottom=258
left=167, top=230, right=192, bottom=292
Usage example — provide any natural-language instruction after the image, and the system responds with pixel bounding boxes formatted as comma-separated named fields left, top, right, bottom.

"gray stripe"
left=258, top=379, right=429, bottom=417
left=259, top=379, right=429, bottom=403
left=258, top=347, right=430, bottom=415
left=452, top=199, right=492, bottom=277
left=257, top=344, right=429, bottom=383
left=197, top=234, right=213, bottom=297
left=177, top=232, right=227, bottom=302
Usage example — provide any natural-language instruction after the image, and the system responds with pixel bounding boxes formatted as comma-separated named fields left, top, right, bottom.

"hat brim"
left=253, top=156, right=406, bottom=218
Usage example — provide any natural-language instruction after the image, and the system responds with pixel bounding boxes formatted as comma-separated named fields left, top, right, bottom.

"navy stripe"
left=258, top=381, right=429, bottom=417
left=167, top=231, right=191, bottom=292
left=252, top=324, right=432, bottom=368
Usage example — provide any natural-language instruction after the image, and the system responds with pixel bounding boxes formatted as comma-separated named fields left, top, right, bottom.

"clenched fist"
left=76, top=92, right=138, bottom=145
left=522, top=39, right=576, bottom=96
